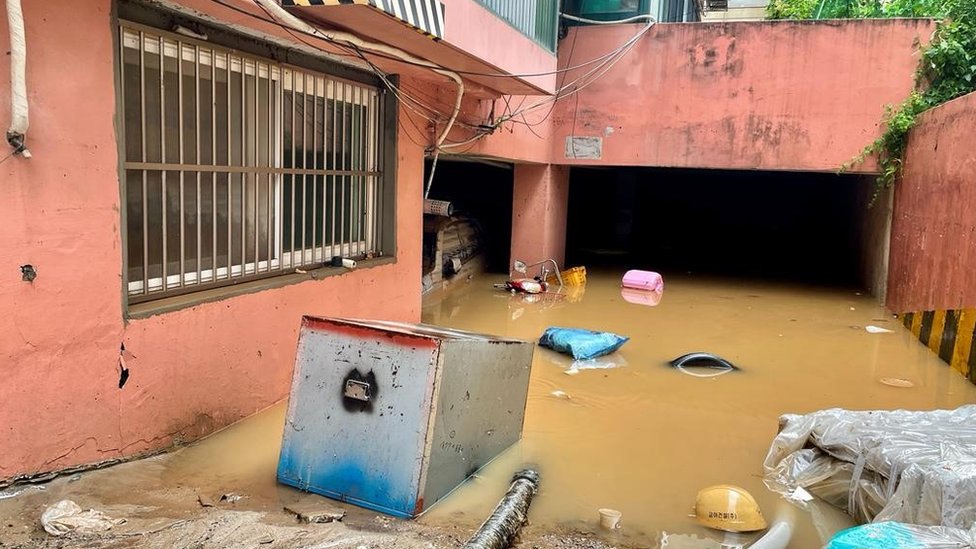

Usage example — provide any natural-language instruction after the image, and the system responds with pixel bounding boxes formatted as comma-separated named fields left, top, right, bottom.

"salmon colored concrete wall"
left=511, top=164, right=569, bottom=267
left=0, top=0, right=424, bottom=481
left=438, top=91, right=555, bottom=163
left=886, top=91, right=976, bottom=313
left=440, top=0, right=557, bottom=93
left=548, top=20, right=935, bottom=171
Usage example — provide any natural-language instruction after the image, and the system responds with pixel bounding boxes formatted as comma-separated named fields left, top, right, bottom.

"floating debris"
left=598, top=508, right=622, bottom=530
left=880, top=378, right=915, bottom=388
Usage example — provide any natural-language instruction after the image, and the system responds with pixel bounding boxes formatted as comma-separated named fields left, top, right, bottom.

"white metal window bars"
left=119, top=24, right=382, bottom=301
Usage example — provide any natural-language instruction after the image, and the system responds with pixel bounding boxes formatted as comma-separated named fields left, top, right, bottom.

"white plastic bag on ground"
left=41, top=499, right=125, bottom=536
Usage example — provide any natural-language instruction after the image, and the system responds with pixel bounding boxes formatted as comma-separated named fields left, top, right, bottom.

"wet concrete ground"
left=2, top=271, right=976, bottom=548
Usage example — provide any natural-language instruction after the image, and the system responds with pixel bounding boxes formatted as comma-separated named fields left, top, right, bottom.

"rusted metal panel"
left=277, top=317, right=534, bottom=518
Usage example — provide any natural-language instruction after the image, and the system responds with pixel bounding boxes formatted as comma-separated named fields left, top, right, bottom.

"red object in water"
left=506, top=278, right=548, bottom=294
left=622, top=270, right=664, bottom=292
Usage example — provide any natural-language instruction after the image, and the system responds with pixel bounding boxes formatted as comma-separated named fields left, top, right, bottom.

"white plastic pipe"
left=750, top=503, right=796, bottom=549
left=6, top=0, right=29, bottom=148
left=749, top=521, right=793, bottom=549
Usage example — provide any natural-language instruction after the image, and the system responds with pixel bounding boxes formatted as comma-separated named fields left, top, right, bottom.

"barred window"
left=119, top=24, right=387, bottom=302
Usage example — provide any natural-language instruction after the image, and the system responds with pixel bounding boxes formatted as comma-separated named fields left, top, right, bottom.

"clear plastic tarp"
left=764, top=405, right=976, bottom=529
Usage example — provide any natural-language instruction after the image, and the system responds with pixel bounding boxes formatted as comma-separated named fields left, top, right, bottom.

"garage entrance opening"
left=423, top=158, right=514, bottom=274
left=567, top=167, right=875, bottom=286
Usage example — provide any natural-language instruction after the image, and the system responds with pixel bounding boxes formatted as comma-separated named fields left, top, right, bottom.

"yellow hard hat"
left=693, top=485, right=767, bottom=533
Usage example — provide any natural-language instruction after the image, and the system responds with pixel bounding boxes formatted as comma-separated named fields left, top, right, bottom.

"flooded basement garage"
left=418, top=272, right=976, bottom=547
left=566, top=167, right=876, bottom=286
left=0, top=162, right=971, bottom=547
left=0, top=271, right=974, bottom=547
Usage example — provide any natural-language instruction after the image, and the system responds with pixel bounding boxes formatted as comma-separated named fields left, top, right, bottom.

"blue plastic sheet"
left=538, top=327, right=629, bottom=361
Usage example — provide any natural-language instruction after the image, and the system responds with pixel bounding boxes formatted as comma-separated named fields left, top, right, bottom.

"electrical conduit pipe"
left=6, top=0, right=30, bottom=157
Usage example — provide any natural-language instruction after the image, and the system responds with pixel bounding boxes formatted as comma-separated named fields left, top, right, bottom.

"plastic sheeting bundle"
left=764, top=406, right=976, bottom=530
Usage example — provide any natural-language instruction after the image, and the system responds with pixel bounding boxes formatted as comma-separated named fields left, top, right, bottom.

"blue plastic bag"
left=827, top=522, right=976, bottom=549
left=827, top=523, right=921, bottom=549
left=539, top=327, right=629, bottom=361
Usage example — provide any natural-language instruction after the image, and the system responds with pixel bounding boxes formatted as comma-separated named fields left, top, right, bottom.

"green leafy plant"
left=768, top=0, right=976, bottom=198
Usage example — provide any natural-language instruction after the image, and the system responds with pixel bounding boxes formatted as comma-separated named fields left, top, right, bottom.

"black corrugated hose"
left=462, top=469, right=541, bottom=549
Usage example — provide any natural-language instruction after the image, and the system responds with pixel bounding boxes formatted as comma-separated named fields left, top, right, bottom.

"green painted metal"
left=474, top=0, right=559, bottom=51
left=562, top=0, right=701, bottom=23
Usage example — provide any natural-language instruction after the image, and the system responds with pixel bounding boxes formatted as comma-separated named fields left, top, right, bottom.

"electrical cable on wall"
left=248, top=0, right=463, bottom=199
left=210, top=0, right=654, bottom=185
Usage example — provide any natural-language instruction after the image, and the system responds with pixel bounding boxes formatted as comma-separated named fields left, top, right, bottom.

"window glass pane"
left=125, top=169, right=145, bottom=284
left=163, top=45, right=180, bottom=164
left=214, top=56, right=229, bottom=166
left=215, top=171, right=231, bottom=277
left=122, top=47, right=143, bottom=163
left=143, top=45, right=162, bottom=164
left=145, top=170, right=163, bottom=282
left=183, top=172, right=199, bottom=273
left=181, top=55, right=198, bottom=164
left=229, top=65, right=243, bottom=167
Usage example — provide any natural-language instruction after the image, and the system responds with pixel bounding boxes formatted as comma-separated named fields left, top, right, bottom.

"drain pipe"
left=6, top=0, right=30, bottom=158
left=748, top=502, right=796, bottom=549
left=462, top=469, right=540, bottom=549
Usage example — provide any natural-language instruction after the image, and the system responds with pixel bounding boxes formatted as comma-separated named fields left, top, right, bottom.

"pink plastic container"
left=622, top=270, right=664, bottom=292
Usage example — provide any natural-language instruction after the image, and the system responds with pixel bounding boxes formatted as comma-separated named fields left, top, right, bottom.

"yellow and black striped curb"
left=901, top=309, right=976, bottom=383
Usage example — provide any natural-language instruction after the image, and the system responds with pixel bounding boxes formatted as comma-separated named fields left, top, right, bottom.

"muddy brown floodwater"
left=1, top=271, right=975, bottom=548
left=419, top=271, right=976, bottom=547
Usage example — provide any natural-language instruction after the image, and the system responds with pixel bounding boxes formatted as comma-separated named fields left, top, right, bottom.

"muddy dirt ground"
left=0, top=461, right=632, bottom=549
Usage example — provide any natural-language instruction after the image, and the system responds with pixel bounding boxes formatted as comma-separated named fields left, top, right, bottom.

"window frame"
left=114, top=5, right=397, bottom=307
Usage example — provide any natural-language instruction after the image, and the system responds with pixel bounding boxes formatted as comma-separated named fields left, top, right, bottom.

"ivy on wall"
left=768, top=0, right=976, bottom=198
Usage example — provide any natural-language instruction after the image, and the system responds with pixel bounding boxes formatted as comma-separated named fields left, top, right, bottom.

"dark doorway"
left=566, top=167, right=866, bottom=285
left=423, top=158, right=514, bottom=273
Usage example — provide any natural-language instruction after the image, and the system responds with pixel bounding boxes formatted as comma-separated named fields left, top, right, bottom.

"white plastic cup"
left=598, top=508, right=622, bottom=530
left=342, top=258, right=357, bottom=269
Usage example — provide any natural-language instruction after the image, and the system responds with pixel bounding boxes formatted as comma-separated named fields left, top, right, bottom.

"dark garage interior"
left=423, top=158, right=514, bottom=274
left=566, top=167, right=870, bottom=286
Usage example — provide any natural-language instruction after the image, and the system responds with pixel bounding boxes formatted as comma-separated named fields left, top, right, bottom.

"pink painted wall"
left=511, top=164, right=569, bottom=266
left=886, top=92, right=976, bottom=313
left=440, top=0, right=557, bottom=93
left=0, top=0, right=425, bottom=481
left=435, top=90, right=555, bottom=163
left=548, top=20, right=935, bottom=171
